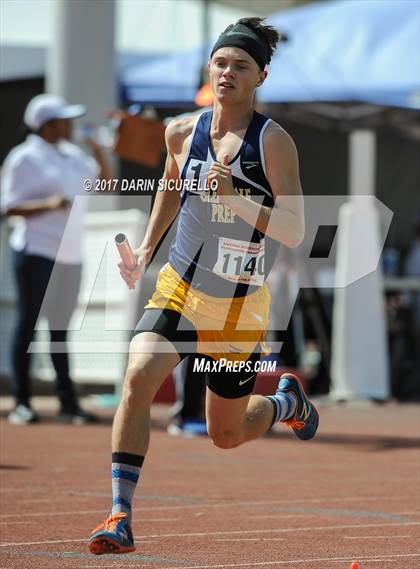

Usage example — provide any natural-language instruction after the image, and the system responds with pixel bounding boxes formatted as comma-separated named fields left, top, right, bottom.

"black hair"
left=222, top=17, right=283, bottom=65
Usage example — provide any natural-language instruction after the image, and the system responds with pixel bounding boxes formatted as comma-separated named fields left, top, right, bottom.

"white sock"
left=266, top=392, right=297, bottom=425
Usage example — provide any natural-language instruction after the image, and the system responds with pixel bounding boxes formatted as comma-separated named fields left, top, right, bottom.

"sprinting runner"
left=89, top=17, right=319, bottom=555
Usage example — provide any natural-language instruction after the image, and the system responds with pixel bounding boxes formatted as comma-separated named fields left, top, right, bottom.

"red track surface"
left=1, top=400, right=419, bottom=568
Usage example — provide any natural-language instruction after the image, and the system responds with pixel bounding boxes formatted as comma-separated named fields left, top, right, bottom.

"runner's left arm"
left=208, top=124, right=304, bottom=248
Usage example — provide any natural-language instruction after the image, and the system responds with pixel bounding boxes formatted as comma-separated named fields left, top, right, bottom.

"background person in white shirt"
left=1, top=94, right=112, bottom=424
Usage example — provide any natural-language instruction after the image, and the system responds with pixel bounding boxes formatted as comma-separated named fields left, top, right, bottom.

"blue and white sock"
left=111, top=452, right=144, bottom=524
left=266, top=392, right=297, bottom=426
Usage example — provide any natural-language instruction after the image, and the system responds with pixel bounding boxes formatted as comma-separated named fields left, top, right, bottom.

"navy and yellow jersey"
left=168, top=110, right=279, bottom=298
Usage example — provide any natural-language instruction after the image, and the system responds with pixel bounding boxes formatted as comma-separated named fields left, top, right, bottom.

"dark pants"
left=11, top=250, right=82, bottom=408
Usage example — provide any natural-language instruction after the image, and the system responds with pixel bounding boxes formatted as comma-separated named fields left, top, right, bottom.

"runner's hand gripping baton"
left=115, top=233, right=137, bottom=270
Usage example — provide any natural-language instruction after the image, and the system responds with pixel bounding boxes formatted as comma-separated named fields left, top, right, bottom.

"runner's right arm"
left=118, top=116, right=195, bottom=289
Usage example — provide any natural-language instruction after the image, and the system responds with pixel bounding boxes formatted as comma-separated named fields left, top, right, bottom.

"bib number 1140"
left=222, top=253, right=264, bottom=277
left=213, top=237, right=265, bottom=286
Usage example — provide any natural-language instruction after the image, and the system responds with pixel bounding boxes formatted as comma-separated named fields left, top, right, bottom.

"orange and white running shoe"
left=89, top=512, right=135, bottom=555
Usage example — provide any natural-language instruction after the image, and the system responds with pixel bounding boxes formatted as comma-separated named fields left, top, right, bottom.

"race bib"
left=213, top=237, right=265, bottom=286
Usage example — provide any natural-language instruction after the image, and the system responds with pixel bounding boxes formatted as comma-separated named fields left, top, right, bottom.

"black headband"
left=210, top=23, right=270, bottom=70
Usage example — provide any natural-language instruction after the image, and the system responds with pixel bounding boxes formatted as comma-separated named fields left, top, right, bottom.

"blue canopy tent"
left=120, top=0, right=420, bottom=109
left=260, top=0, right=419, bottom=109
left=121, top=49, right=202, bottom=106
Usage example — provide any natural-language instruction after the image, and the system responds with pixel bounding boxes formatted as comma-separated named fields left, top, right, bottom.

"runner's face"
left=209, top=47, right=266, bottom=103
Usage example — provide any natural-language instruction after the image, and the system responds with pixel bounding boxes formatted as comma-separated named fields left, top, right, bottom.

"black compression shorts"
left=134, top=308, right=260, bottom=398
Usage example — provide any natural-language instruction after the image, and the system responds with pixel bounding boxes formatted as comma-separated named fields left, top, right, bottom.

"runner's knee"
left=122, top=359, right=161, bottom=406
left=208, top=427, right=242, bottom=449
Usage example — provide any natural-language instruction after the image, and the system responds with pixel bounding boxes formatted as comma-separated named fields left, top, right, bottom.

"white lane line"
left=77, top=556, right=416, bottom=569
left=152, top=553, right=420, bottom=569
left=1, top=521, right=419, bottom=547
left=0, top=508, right=170, bottom=519
left=251, top=515, right=318, bottom=520
left=215, top=538, right=287, bottom=542
left=106, top=521, right=420, bottom=540
left=0, top=517, right=180, bottom=526
left=12, top=499, right=59, bottom=503
left=328, top=560, right=420, bottom=566
left=0, top=488, right=111, bottom=495
left=0, top=539, right=85, bottom=547
left=0, top=495, right=415, bottom=519
left=8, top=553, right=420, bottom=569
left=352, top=559, right=410, bottom=569
left=344, top=535, right=412, bottom=539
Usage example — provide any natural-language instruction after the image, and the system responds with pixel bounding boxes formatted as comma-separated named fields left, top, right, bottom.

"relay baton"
left=115, top=233, right=137, bottom=270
